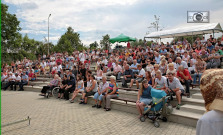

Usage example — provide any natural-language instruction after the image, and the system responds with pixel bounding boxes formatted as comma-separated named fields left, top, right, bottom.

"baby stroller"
left=140, top=88, right=172, bottom=128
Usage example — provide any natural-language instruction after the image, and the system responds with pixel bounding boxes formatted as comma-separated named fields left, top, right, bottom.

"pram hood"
left=150, top=88, right=167, bottom=111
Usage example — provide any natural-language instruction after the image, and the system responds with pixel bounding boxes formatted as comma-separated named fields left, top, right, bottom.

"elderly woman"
left=136, top=80, right=152, bottom=118
left=92, top=76, right=109, bottom=108
left=196, top=69, right=223, bottom=135
left=103, top=76, right=119, bottom=111
left=159, top=59, right=167, bottom=76
left=166, top=63, right=176, bottom=76
left=39, top=74, right=59, bottom=96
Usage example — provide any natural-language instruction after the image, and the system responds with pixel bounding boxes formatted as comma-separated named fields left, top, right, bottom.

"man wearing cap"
left=3, top=72, right=16, bottom=90
left=13, top=73, right=21, bottom=91
left=19, top=72, right=28, bottom=91
left=196, top=69, right=223, bottom=135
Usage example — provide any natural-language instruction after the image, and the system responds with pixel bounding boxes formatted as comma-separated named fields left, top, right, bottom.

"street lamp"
left=48, top=14, right=51, bottom=55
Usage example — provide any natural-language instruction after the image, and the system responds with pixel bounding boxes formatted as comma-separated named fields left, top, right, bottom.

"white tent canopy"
left=145, top=23, right=223, bottom=39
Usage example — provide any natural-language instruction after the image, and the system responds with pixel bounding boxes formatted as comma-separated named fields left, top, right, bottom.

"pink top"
left=107, top=62, right=112, bottom=68
left=113, top=65, right=122, bottom=72
left=97, top=70, right=103, bottom=77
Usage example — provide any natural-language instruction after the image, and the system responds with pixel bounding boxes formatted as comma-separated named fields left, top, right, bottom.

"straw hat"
left=200, top=69, right=223, bottom=112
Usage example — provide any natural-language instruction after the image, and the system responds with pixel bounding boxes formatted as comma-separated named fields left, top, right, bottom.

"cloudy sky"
left=3, top=0, right=223, bottom=46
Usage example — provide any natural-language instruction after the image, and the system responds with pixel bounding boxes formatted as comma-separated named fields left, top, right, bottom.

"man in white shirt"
left=176, top=57, right=188, bottom=71
left=3, top=72, right=16, bottom=90
left=164, top=72, right=185, bottom=110
left=154, top=52, right=161, bottom=64
left=129, top=65, right=145, bottom=89
left=101, top=56, right=108, bottom=66
left=13, top=73, right=21, bottom=91
left=79, top=51, right=85, bottom=63
left=177, top=46, right=185, bottom=54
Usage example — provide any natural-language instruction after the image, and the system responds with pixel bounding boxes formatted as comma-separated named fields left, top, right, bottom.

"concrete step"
left=168, top=109, right=202, bottom=127
left=192, top=93, right=203, bottom=100
left=180, top=104, right=206, bottom=114
left=180, top=98, right=205, bottom=106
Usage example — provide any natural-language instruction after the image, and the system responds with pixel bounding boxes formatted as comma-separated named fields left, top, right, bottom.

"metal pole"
left=48, top=14, right=51, bottom=55
left=2, top=116, right=31, bottom=127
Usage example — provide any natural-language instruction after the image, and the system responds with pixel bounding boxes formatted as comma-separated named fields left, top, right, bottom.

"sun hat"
left=200, top=69, right=223, bottom=112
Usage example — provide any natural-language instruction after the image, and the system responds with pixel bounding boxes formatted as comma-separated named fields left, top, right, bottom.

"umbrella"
left=109, top=34, right=136, bottom=43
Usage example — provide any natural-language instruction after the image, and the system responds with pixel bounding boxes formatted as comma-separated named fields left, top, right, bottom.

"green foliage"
left=55, top=27, right=83, bottom=54
left=89, top=41, right=99, bottom=49
left=131, top=39, right=144, bottom=47
left=173, top=35, right=203, bottom=44
left=100, top=34, right=110, bottom=49
left=1, top=3, right=22, bottom=53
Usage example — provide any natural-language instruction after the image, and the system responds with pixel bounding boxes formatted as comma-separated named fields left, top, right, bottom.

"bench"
left=118, top=87, right=139, bottom=92
left=115, top=97, right=136, bottom=104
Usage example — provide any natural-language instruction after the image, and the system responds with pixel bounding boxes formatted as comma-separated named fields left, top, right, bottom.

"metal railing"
left=2, top=116, right=31, bottom=127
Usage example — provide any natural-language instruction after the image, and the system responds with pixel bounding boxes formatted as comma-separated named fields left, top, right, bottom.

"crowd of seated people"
left=1, top=35, right=223, bottom=111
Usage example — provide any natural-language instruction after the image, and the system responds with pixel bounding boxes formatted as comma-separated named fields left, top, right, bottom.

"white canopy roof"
left=145, top=23, right=223, bottom=39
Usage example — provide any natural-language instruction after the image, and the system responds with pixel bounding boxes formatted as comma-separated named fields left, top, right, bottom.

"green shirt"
left=217, top=50, right=223, bottom=55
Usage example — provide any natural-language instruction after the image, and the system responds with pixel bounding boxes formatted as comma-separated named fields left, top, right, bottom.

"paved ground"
left=1, top=91, right=196, bottom=135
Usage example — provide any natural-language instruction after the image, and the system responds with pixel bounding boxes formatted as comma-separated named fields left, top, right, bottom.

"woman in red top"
left=28, top=70, right=36, bottom=81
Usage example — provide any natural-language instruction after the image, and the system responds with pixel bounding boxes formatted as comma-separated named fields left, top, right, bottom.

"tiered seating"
left=3, top=62, right=223, bottom=127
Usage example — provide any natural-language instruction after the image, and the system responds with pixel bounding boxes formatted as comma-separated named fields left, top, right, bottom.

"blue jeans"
left=117, top=72, right=122, bottom=80
left=193, top=73, right=202, bottom=84
left=93, top=92, right=104, bottom=101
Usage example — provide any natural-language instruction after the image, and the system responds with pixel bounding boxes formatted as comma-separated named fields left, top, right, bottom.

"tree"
left=89, top=41, right=99, bottom=49
left=1, top=3, right=22, bottom=53
left=55, top=27, right=82, bottom=54
left=100, top=34, right=110, bottom=50
left=147, top=15, right=163, bottom=34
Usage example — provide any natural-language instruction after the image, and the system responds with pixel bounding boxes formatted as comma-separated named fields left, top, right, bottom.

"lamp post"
left=48, top=14, right=51, bottom=55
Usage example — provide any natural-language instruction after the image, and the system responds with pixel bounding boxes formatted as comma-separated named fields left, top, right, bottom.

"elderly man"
left=176, top=57, right=188, bottom=71
left=129, top=65, right=145, bottom=89
left=92, top=76, right=109, bottom=108
left=3, top=72, right=16, bottom=90
left=122, top=65, right=133, bottom=88
left=13, top=73, right=21, bottom=91
left=19, top=71, right=28, bottom=91
left=177, top=65, right=192, bottom=98
left=130, top=60, right=139, bottom=75
left=112, top=61, right=122, bottom=80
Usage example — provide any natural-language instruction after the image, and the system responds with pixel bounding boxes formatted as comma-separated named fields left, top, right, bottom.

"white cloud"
left=3, top=0, right=223, bottom=45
